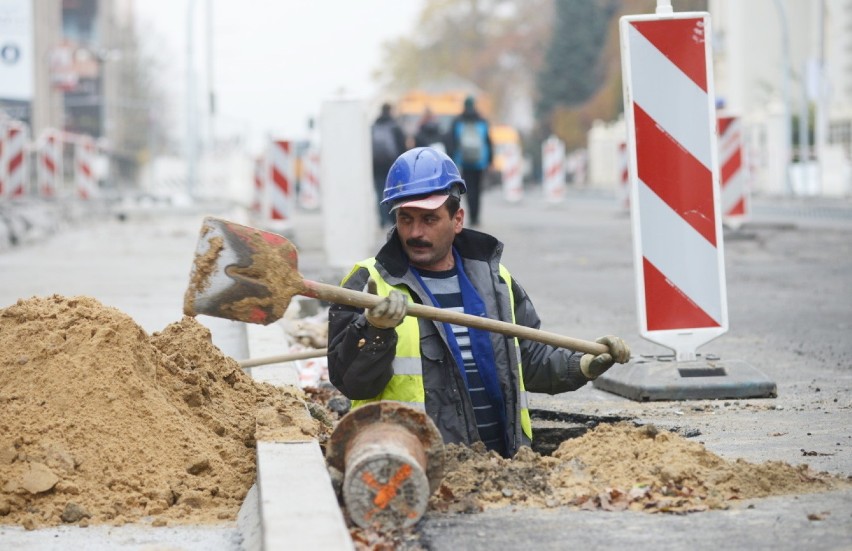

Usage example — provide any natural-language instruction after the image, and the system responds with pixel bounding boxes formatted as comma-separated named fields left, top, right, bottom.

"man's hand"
left=580, top=335, right=631, bottom=380
left=365, top=278, right=407, bottom=329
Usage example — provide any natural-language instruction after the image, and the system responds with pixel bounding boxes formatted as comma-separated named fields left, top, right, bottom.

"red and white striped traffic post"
left=541, top=135, right=566, bottom=203
left=252, top=155, right=263, bottom=215
left=2, top=120, right=29, bottom=198
left=298, top=144, right=321, bottom=210
left=0, top=119, right=4, bottom=197
left=267, top=139, right=294, bottom=223
left=75, top=135, right=98, bottom=199
left=624, top=10, right=727, bottom=360
left=501, top=140, right=523, bottom=203
left=38, top=129, right=63, bottom=198
left=718, top=115, right=751, bottom=228
left=618, top=141, right=630, bottom=211
left=593, top=1, right=775, bottom=401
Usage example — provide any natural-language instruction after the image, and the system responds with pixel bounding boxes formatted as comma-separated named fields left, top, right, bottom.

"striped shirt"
left=418, top=267, right=505, bottom=455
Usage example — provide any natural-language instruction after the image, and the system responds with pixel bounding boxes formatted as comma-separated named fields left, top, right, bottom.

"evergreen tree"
left=536, top=1, right=611, bottom=124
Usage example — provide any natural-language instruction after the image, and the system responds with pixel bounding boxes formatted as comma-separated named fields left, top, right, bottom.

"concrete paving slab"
left=255, top=442, right=352, bottom=551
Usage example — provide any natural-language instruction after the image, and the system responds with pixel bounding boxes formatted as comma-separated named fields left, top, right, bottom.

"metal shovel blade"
left=183, top=217, right=305, bottom=325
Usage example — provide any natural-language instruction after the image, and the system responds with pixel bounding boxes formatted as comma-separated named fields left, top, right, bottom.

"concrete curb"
left=245, top=323, right=354, bottom=551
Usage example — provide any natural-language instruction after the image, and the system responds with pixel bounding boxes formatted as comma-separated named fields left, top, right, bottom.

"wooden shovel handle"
left=239, top=348, right=328, bottom=368
left=301, top=280, right=609, bottom=356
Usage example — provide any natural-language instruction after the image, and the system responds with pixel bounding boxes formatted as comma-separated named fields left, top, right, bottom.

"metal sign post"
left=594, top=2, right=775, bottom=401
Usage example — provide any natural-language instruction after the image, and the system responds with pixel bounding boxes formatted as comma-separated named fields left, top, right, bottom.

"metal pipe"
left=326, top=402, right=444, bottom=531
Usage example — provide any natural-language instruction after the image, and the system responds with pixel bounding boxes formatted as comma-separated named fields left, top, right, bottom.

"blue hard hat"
left=381, top=147, right=466, bottom=206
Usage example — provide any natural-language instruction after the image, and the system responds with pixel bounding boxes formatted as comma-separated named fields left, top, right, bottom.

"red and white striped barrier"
left=718, top=115, right=750, bottom=228
left=541, top=135, right=566, bottom=203
left=1, top=120, right=29, bottom=198
left=267, top=139, right=293, bottom=222
left=618, top=141, right=630, bottom=210
left=74, top=135, right=98, bottom=199
left=501, top=141, right=523, bottom=203
left=38, top=129, right=63, bottom=198
left=252, top=155, right=263, bottom=214
left=298, top=144, right=321, bottom=210
left=621, top=10, right=728, bottom=361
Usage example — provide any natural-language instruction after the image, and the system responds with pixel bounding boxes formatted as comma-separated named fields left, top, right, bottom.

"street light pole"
left=186, top=0, right=199, bottom=199
left=206, top=0, right=216, bottom=151
left=773, top=0, right=793, bottom=195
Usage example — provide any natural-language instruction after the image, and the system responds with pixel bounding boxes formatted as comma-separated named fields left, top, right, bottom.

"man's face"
left=395, top=204, right=464, bottom=271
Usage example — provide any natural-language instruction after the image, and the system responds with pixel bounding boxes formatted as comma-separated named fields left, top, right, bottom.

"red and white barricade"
left=618, top=141, right=630, bottom=210
left=266, top=139, right=294, bottom=222
left=74, top=135, right=98, bottom=199
left=252, top=155, right=263, bottom=214
left=38, top=129, right=63, bottom=198
left=501, top=141, right=523, bottom=203
left=717, top=115, right=750, bottom=228
left=298, top=144, right=321, bottom=210
left=1, top=120, right=29, bottom=198
left=541, top=135, right=566, bottom=203
left=621, top=10, right=728, bottom=361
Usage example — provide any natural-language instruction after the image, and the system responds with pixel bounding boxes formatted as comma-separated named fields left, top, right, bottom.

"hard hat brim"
left=389, top=193, right=450, bottom=212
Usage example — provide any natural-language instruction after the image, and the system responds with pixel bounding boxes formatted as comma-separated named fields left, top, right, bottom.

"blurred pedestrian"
left=414, top=108, right=446, bottom=154
left=371, top=102, right=407, bottom=228
left=446, top=95, right=492, bottom=227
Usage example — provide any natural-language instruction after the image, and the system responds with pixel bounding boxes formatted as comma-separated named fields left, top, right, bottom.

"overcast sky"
left=133, top=1, right=424, bottom=153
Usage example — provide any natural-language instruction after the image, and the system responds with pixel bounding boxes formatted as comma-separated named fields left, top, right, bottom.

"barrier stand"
left=541, top=135, right=566, bottom=203
left=298, top=144, right=321, bottom=210
left=37, top=129, right=63, bottom=198
left=251, top=155, right=263, bottom=215
left=618, top=141, right=630, bottom=211
left=593, top=1, right=775, bottom=401
left=262, top=139, right=294, bottom=234
left=718, top=114, right=752, bottom=231
left=0, top=118, right=5, bottom=197
left=74, top=135, right=98, bottom=199
left=501, top=140, right=523, bottom=203
left=1, top=120, right=29, bottom=198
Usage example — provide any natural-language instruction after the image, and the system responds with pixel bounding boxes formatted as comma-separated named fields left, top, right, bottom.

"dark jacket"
left=371, top=113, right=407, bottom=175
left=327, top=228, right=589, bottom=457
left=414, top=119, right=445, bottom=150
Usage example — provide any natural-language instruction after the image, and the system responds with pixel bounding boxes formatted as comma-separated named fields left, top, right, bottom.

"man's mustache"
left=406, top=238, right=432, bottom=248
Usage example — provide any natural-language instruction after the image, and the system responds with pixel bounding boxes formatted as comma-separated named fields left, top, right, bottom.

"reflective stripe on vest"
left=345, top=259, right=425, bottom=409
left=499, top=264, right=533, bottom=441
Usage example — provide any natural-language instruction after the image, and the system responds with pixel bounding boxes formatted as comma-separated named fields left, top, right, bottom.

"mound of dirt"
left=0, top=295, right=320, bottom=529
left=432, top=422, right=847, bottom=514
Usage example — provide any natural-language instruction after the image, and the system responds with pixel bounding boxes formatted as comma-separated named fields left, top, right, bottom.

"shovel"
left=183, top=217, right=609, bottom=356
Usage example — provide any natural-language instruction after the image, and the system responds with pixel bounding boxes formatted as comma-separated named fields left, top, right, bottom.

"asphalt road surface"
left=1, top=187, right=850, bottom=550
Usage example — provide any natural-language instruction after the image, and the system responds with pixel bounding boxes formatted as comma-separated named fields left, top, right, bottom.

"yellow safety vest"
left=346, top=259, right=532, bottom=441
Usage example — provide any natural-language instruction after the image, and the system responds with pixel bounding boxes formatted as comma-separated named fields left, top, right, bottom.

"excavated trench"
left=528, top=409, right=633, bottom=456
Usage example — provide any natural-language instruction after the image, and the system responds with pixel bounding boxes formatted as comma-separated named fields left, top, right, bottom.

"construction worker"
left=327, top=147, right=630, bottom=458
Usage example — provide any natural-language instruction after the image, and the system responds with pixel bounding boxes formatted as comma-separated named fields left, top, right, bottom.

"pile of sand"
left=0, top=295, right=320, bottom=529
left=432, top=422, right=847, bottom=514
